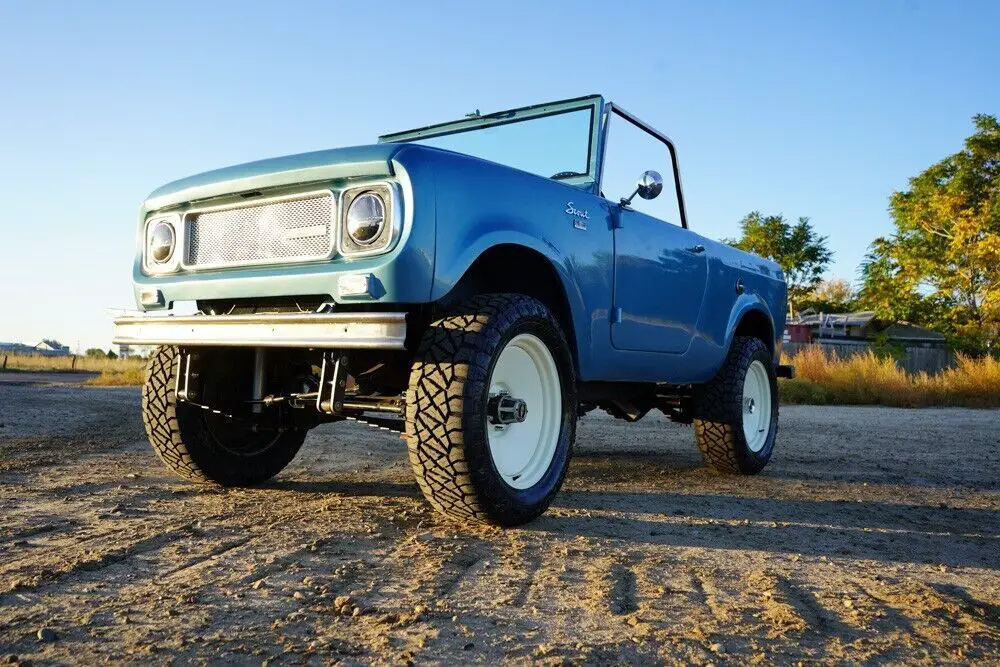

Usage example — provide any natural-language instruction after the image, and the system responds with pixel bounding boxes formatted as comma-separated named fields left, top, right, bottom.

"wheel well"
left=444, top=244, right=579, bottom=371
left=734, top=309, right=775, bottom=356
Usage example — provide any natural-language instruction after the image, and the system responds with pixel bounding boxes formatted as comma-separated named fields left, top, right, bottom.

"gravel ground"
left=0, top=380, right=998, bottom=665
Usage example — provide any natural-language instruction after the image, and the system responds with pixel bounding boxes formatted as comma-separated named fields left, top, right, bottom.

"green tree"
left=85, top=348, right=106, bottom=358
left=859, top=114, right=1000, bottom=353
left=798, top=278, right=858, bottom=314
left=726, top=212, right=833, bottom=312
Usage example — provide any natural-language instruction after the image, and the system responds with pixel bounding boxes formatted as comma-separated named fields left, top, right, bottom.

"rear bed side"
left=688, top=240, right=787, bottom=374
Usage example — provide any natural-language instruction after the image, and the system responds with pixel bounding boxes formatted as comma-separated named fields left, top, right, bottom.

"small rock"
left=293, top=591, right=305, bottom=601
left=842, top=598, right=853, bottom=608
left=463, top=643, right=474, bottom=651
left=413, top=604, right=428, bottom=616
left=351, top=606, right=360, bottom=617
left=251, top=579, right=266, bottom=590
left=37, top=627, right=57, bottom=642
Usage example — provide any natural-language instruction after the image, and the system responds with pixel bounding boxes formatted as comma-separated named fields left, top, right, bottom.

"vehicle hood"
left=143, top=144, right=402, bottom=212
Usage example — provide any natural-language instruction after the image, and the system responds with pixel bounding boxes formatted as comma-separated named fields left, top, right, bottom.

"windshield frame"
left=379, top=95, right=605, bottom=193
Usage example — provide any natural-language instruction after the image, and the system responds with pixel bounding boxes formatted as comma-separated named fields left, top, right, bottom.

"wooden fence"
left=784, top=340, right=954, bottom=375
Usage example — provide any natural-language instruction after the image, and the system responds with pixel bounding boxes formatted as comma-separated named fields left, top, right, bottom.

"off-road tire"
left=405, top=293, right=576, bottom=526
left=692, top=336, right=778, bottom=474
left=141, top=345, right=306, bottom=486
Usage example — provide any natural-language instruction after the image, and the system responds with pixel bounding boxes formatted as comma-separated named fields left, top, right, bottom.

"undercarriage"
left=166, top=345, right=700, bottom=438
left=169, top=346, right=410, bottom=434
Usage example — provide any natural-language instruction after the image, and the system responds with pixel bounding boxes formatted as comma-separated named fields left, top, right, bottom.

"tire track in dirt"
left=854, top=576, right=1000, bottom=657
left=0, top=519, right=77, bottom=544
left=0, top=524, right=197, bottom=596
left=504, top=543, right=543, bottom=609
left=774, top=574, right=855, bottom=638
left=431, top=542, right=489, bottom=598
left=607, top=559, right=640, bottom=616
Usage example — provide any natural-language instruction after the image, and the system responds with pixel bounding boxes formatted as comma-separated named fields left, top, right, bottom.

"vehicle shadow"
left=536, top=489, right=1000, bottom=570
left=264, top=478, right=419, bottom=499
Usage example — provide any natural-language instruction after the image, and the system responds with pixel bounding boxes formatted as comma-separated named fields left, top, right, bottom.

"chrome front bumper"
left=112, top=312, right=407, bottom=349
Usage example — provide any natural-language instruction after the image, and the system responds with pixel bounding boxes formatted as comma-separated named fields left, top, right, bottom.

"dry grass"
left=86, top=366, right=146, bottom=386
left=780, top=345, right=1000, bottom=408
left=1, top=354, right=145, bottom=386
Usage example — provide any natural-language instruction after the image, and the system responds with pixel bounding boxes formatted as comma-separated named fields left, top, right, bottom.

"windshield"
left=380, top=97, right=601, bottom=187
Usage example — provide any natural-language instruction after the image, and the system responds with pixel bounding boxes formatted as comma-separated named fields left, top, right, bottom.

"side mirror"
left=620, top=170, right=663, bottom=206
left=636, top=170, right=663, bottom=200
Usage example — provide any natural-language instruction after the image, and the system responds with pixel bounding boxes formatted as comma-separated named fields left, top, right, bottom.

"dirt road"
left=1, top=380, right=998, bottom=665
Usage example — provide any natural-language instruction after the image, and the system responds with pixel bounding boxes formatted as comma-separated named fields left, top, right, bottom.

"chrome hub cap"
left=486, top=334, right=561, bottom=490
left=742, top=360, right=772, bottom=453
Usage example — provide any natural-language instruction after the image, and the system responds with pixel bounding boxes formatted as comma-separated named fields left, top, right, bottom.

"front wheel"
left=405, top=294, right=577, bottom=526
left=692, top=336, right=778, bottom=474
left=141, top=346, right=307, bottom=486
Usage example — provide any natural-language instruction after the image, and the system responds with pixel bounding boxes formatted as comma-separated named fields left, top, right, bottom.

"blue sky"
left=1, top=0, right=997, bottom=351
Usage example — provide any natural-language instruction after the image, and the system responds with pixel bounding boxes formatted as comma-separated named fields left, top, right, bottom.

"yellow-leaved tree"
left=860, top=114, right=1000, bottom=354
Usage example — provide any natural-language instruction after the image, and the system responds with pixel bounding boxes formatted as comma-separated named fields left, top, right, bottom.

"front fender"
left=432, top=230, right=591, bottom=360
left=397, top=146, right=616, bottom=379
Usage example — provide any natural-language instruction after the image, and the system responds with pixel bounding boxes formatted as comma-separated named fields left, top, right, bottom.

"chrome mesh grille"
left=185, top=193, right=334, bottom=268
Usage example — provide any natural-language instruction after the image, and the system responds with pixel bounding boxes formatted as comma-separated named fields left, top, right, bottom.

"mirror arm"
left=619, top=187, right=640, bottom=208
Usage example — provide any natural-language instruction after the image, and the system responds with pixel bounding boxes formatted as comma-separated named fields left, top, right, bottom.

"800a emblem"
left=566, top=202, right=589, bottom=230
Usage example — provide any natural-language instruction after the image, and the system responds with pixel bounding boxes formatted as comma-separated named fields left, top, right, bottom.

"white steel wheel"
left=486, top=333, right=562, bottom=490
left=742, top=359, right=773, bottom=453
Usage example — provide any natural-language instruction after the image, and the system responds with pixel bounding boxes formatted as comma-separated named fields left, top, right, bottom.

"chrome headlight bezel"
left=345, top=192, right=386, bottom=246
left=337, top=182, right=400, bottom=258
left=142, top=213, right=182, bottom=275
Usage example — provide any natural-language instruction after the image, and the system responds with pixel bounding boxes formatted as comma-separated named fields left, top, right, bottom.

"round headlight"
left=149, top=220, right=176, bottom=264
left=345, top=192, right=386, bottom=246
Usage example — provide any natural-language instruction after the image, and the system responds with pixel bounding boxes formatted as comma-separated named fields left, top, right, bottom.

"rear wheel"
left=141, top=345, right=306, bottom=486
left=405, top=294, right=576, bottom=526
left=692, top=336, right=778, bottom=474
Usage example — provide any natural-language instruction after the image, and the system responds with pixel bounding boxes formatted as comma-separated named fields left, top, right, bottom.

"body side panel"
left=692, top=242, right=786, bottom=365
left=610, top=207, right=709, bottom=353
left=424, top=148, right=786, bottom=384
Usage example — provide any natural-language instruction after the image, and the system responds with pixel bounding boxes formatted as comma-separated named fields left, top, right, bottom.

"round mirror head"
left=637, top=170, right=664, bottom=200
